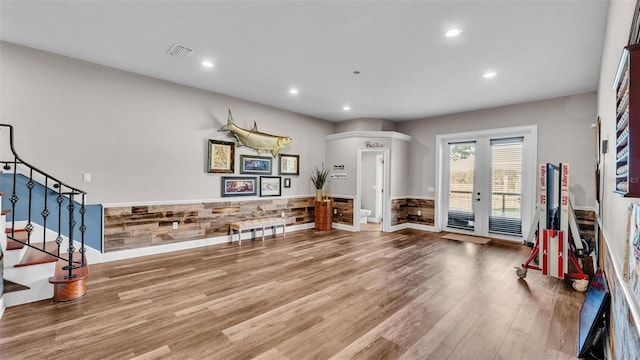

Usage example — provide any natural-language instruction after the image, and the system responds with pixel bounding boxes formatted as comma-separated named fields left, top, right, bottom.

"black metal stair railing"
left=0, top=124, right=87, bottom=279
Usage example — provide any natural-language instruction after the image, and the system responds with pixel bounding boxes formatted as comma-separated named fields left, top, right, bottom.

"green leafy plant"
left=310, top=164, right=330, bottom=190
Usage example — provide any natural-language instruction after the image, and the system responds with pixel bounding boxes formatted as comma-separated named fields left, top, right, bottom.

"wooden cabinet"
left=614, top=44, right=640, bottom=197
left=314, top=200, right=333, bottom=231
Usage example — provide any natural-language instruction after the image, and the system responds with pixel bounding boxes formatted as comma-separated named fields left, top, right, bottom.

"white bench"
left=229, top=218, right=286, bottom=245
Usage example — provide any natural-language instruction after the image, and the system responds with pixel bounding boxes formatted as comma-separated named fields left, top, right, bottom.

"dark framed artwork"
left=208, top=139, right=235, bottom=173
left=221, top=176, right=257, bottom=197
left=240, top=155, right=272, bottom=175
left=279, top=154, right=299, bottom=175
left=260, top=176, right=281, bottom=197
left=284, top=178, right=291, bottom=188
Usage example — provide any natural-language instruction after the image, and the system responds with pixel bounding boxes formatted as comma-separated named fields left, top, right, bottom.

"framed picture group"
left=221, top=176, right=282, bottom=197
left=209, top=139, right=299, bottom=197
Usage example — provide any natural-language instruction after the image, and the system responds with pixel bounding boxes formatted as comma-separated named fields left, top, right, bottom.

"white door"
left=438, top=126, right=536, bottom=241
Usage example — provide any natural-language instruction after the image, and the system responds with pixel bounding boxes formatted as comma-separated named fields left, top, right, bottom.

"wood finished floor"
left=0, top=229, right=584, bottom=360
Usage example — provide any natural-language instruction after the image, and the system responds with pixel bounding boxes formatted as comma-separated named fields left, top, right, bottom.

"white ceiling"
left=0, top=1, right=609, bottom=122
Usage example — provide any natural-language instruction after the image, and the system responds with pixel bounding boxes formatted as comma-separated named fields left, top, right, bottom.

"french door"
left=437, top=126, right=536, bottom=241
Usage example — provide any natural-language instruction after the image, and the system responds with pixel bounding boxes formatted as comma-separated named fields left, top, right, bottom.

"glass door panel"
left=489, top=138, right=523, bottom=235
left=447, top=142, right=476, bottom=231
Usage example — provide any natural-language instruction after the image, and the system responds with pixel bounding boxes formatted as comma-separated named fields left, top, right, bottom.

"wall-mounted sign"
left=330, top=172, right=348, bottom=179
left=333, top=164, right=345, bottom=170
left=364, top=141, right=384, bottom=148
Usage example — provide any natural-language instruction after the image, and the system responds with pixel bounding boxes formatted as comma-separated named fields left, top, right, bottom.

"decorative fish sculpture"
left=218, top=109, right=292, bottom=157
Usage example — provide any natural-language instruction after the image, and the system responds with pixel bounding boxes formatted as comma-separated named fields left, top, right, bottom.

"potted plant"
left=310, top=164, right=330, bottom=201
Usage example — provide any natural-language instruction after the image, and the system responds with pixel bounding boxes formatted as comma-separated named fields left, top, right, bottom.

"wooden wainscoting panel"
left=331, top=197, right=354, bottom=226
left=103, top=197, right=316, bottom=252
left=391, top=198, right=408, bottom=226
left=407, top=198, right=435, bottom=226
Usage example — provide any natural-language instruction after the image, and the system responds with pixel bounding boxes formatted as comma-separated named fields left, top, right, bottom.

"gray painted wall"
left=335, top=118, right=397, bottom=133
left=0, top=41, right=335, bottom=204
left=396, top=92, right=597, bottom=208
left=0, top=42, right=597, bottom=220
left=325, top=135, right=412, bottom=199
left=597, top=0, right=637, bottom=265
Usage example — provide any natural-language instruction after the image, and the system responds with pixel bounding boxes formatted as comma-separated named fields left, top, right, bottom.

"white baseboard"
left=404, top=223, right=438, bottom=232
left=389, top=222, right=438, bottom=233
left=332, top=223, right=356, bottom=232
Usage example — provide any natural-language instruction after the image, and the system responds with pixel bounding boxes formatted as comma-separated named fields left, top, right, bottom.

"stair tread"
left=7, top=230, right=29, bottom=241
left=7, top=238, right=25, bottom=250
left=5, top=228, right=27, bottom=234
left=49, top=255, right=89, bottom=283
left=6, top=230, right=30, bottom=250
left=15, top=242, right=61, bottom=267
left=1, top=209, right=10, bottom=216
left=3, top=279, right=30, bottom=294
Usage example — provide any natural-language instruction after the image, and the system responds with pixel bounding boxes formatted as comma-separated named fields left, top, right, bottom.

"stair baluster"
left=80, top=194, right=86, bottom=267
left=1, top=123, right=89, bottom=302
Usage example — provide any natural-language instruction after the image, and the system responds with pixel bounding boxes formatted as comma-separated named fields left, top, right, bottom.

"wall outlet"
left=333, top=208, right=337, bottom=215
left=427, top=186, right=434, bottom=192
left=172, top=221, right=179, bottom=230
left=281, top=211, right=286, bottom=218
left=417, top=210, right=422, bottom=216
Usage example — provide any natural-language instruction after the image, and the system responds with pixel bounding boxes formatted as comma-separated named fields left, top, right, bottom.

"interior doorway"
left=436, top=126, right=537, bottom=241
left=357, top=148, right=389, bottom=232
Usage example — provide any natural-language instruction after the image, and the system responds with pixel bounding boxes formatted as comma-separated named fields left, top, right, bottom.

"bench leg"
left=231, top=227, right=239, bottom=244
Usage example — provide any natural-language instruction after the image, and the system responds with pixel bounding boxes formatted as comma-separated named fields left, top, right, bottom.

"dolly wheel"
left=515, top=267, right=527, bottom=279
left=572, top=279, right=588, bottom=292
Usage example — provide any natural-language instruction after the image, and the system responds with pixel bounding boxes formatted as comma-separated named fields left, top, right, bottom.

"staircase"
left=0, top=123, right=89, bottom=312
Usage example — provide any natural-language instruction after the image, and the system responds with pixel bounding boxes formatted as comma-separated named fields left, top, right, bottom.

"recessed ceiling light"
left=445, top=29, right=462, bottom=37
left=483, top=71, right=497, bottom=78
left=343, top=105, right=351, bottom=111
left=289, top=88, right=299, bottom=95
left=201, top=61, right=214, bottom=68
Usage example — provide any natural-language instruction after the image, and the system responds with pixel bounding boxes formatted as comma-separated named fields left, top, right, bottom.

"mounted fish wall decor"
left=218, top=109, right=292, bottom=157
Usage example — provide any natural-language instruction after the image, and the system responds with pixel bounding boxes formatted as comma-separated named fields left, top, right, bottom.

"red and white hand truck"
left=515, top=163, right=590, bottom=292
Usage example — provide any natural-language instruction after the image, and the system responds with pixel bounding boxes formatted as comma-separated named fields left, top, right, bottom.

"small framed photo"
left=240, top=155, right=272, bottom=175
left=279, top=154, right=299, bottom=175
left=221, top=176, right=257, bottom=197
left=208, top=139, right=235, bottom=173
left=260, top=176, right=282, bottom=197
left=284, top=178, right=291, bottom=188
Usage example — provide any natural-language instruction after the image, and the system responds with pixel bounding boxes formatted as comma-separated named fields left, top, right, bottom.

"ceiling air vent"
left=167, top=43, right=192, bottom=57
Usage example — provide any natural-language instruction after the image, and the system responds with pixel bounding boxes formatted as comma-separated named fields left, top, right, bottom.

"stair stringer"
left=3, top=262, right=56, bottom=306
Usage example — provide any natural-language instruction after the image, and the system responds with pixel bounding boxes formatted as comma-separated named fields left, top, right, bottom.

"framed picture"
left=221, top=176, right=257, bottom=197
left=284, top=178, right=291, bottom=188
left=279, top=154, right=299, bottom=175
left=208, top=139, right=235, bottom=174
left=240, top=155, right=272, bottom=175
left=260, top=176, right=281, bottom=197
